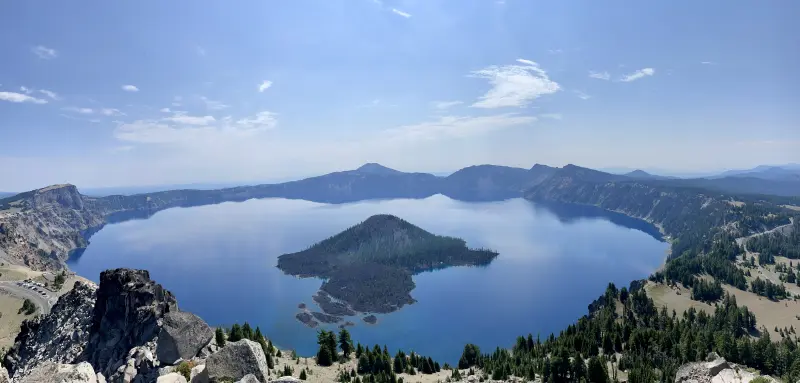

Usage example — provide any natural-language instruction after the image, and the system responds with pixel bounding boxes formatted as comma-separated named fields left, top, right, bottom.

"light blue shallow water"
left=68, top=196, right=668, bottom=363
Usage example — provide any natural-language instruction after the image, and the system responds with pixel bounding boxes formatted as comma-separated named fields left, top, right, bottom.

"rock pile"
left=674, top=352, right=779, bottom=383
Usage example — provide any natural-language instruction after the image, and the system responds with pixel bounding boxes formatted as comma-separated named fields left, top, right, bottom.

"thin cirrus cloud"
left=164, top=112, right=216, bottom=126
left=121, top=85, right=139, bottom=92
left=31, top=45, right=57, bottom=59
left=0, top=91, right=48, bottom=104
left=619, top=68, right=655, bottom=82
left=574, top=90, right=591, bottom=100
left=200, top=96, right=229, bottom=110
left=101, top=108, right=124, bottom=116
left=391, top=8, right=411, bottom=18
left=114, top=111, right=277, bottom=144
left=38, top=89, right=60, bottom=100
left=62, top=107, right=94, bottom=114
left=385, top=114, right=537, bottom=141
left=258, top=80, right=273, bottom=93
left=588, top=71, right=611, bottom=80
left=540, top=113, right=562, bottom=120
left=431, top=101, right=463, bottom=109
left=470, top=59, right=560, bottom=109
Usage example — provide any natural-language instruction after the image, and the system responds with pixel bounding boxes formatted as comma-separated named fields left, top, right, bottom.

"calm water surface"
left=69, top=196, right=667, bottom=363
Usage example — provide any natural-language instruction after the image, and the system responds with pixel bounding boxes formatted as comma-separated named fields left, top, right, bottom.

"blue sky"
left=1, top=0, right=798, bottom=190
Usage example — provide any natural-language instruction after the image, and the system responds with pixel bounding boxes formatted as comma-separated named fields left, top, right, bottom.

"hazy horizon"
left=2, top=0, right=798, bottom=191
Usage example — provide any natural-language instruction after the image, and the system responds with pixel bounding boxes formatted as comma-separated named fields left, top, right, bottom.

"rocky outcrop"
left=18, top=361, right=98, bottom=383
left=156, top=312, right=213, bottom=365
left=4, top=281, right=97, bottom=380
left=84, top=268, right=177, bottom=376
left=5, top=268, right=213, bottom=383
left=205, top=340, right=269, bottom=383
left=675, top=353, right=779, bottom=383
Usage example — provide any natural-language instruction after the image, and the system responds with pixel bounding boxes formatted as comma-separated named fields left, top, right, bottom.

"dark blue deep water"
left=68, top=196, right=668, bottom=363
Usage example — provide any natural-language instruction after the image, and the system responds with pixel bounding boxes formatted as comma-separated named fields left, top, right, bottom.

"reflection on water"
left=68, top=196, right=667, bottom=363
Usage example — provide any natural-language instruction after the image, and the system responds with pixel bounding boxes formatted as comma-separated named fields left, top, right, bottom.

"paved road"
left=0, top=281, right=54, bottom=315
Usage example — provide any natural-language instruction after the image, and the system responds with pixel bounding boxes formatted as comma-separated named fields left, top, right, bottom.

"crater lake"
left=68, top=195, right=668, bottom=363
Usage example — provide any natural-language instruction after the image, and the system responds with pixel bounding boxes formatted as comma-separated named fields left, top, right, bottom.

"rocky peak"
left=84, top=268, right=177, bottom=375
left=31, top=184, right=84, bottom=210
left=355, top=163, right=402, bottom=175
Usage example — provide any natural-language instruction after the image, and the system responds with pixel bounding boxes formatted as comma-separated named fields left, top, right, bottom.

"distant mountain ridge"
left=1, top=161, right=799, bottom=271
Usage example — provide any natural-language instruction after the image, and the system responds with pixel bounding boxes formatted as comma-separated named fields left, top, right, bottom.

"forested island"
left=277, top=214, right=498, bottom=319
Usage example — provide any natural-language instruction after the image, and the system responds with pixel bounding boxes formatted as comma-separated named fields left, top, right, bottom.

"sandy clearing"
left=0, top=289, right=38, bottom=350
left=782, top=205, right=800, bottom=212
left=646, top=281, right=800, bottom=339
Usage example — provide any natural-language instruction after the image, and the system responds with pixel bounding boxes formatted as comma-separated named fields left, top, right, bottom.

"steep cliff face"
left=0, top=185, right=104, bottom=270
left=4, top=268, right=212, bottom=383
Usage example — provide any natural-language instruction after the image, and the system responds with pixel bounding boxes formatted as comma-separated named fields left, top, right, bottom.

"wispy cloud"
left=200, top=96, right=229, bottom=110
left=231, top=111, right=278, bottom=132
left=0, top=91, right=48, bottom=104
left=109, top=145, right=135, bottom=153
left=258, top=80, right=273, bottom=93
left=38, top=89, right=60, bottom=100
left=574, top=90, right=591, bottom=100
left=619, top=68, right=655, bottom=82
left=101, top=108, right=124, bottom=116
left=540, top=113, right=562, bottom=120
left=122, top=85, right=139, bottom=92
left=31, top=45, right=57, bottom=59
left=588, top=71, right=611, bottom=80
left=160, top=108, right=172, bottom=113
left=164, top=112, right=216, bottom=126
left=700, top=61, right=716, bottom=65
left=431, top=101, right=463, bottom=110
left=548, top=49, right=563, bottom=55
left=359, top=99, right=384, bottom=108
left=470, top=59, right=560, bottom=109
left=115, top=110, right=277, bottom=144
left=386, top=114, right=536, bottom=141
left=391, top=8, right=411, bottom=18
left=19, top=86, right=32, bottom=94
left=196, top=46, right=207, bottom=57
left=62, top=107, right=94, bottom=114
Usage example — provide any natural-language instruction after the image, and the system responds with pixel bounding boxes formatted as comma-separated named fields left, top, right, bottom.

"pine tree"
left=299, top=368, right=307, bottom=380
left=214, top=327, right=226, bottom=347
left=242, top=322, right=254, bottom=340
left=356, top=343, right=364, bottom=358
left=229, top=324, right=243, bottom=342
left=587, top=357, right=608, bottom=383
left=339, top=328, right=354, bottom=358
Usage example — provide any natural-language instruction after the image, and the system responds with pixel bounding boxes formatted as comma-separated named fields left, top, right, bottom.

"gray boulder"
left=157, top=373, right=188, bottom=383
left=206, top=340, right=269, bottom=383
left=235, top=374, right=260, bottom=383
left=272, top=377, right=300, bottom=383
left=0, top=367, right=8, bottom=383
left=190, top=364, right=209, bottom=383
left=157, top=311, right=213, bottom=364
left=20, top=361, right=98, bottom=383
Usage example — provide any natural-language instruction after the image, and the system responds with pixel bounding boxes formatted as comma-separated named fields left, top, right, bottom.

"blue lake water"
left=68, top=196, right=668, bottom=363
